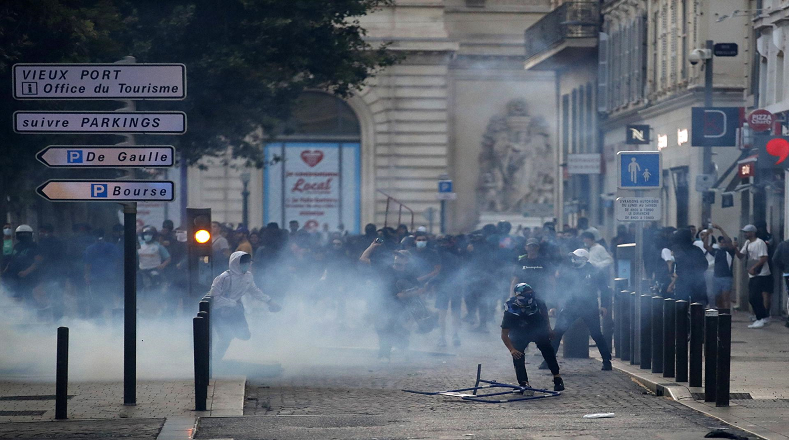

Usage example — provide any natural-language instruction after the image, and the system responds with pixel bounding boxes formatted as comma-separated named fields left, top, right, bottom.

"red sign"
left=748, top=109, right=774, bottom=132
left=738, top=162, right=755, bottom=178
left=766, top=137, right=789, bottom=165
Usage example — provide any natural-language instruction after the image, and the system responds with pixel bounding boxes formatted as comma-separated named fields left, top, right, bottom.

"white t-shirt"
left=138, top=242, right=169, bottom=270
left=661, top=248, right=674, bottom=262
left=588, top=243, right=613, bottom=269
left=741, top=238, right=771, bottom=278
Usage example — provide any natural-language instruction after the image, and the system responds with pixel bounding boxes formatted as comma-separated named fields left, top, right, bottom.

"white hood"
left=228, top=251, right=248, bottom=274
left=209, top=251, right=270, bottom=309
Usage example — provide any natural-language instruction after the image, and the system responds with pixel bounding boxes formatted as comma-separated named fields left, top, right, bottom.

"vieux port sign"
left=12, top=63, right=186, bottom=202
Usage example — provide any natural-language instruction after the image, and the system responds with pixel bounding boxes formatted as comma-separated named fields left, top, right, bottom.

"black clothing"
left=501, top=298, right=560, bottom=383
left=374, top=267, right=419, bottom=358
left=514, top=256, right=552, bottom=300
left=672, top=246, right=708, bottom=303
left=409, top=248, right=440, bottom=280
left=712, top=247, right=735, bottom=278
left=550, top=263, right=611, bottom=361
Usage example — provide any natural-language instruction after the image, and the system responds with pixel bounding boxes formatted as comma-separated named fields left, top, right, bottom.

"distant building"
left=185, top=0, right=559, bottom=233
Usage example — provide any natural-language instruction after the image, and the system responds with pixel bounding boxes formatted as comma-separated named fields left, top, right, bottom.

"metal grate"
left=691, top=392, right=752, bottom=400
left=0, top=411, right=47, bottom=416
left=0, top=395, right=73, bottom=401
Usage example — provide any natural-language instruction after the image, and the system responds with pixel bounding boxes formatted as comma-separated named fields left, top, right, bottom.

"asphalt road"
left=195, top=330, right=754, bottom=440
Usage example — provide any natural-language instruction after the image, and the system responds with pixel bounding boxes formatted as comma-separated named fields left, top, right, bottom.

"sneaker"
left=517, top=383, right=535, bottom=396
left=553, top=377, right=565, bottom=392
left=750, top=315, right=757, bottom=322
left=538, top=360, right=549, bottom=370
left=748, top=319, right=765, bottom=329
left=452, top=335, right=461, bottom=347
left=602, top=360, right=612, bottom=371
left=437, top=337, right=447, bottom=348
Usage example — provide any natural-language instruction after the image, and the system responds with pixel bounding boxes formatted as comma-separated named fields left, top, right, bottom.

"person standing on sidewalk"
left=706, top=224, right=736, bottom=312
left=772, top=237, right=789, bottom=328
left=735, top=224, right=772, bottom=329
left=501, top=283, right=564, bottom=392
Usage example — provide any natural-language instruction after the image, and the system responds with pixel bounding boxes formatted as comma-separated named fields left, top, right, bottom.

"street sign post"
left=14, top=111, right=186, bottom=134
left=36, top=146, right=174, bottom=168
left=437, top=180, right=457, bottom=200
left=617, top=151, right=662, bottom=189
left=13, top=63, right=186, bottom=100
left=615, top=197, right=662, bottom=222
left=36, top=180, right=175, bottom=202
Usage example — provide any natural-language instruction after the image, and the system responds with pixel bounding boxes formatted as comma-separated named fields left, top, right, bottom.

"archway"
left=263, top=92, right=362, bottom=233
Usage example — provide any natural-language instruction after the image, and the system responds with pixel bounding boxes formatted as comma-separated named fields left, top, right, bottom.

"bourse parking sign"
left=617, top=151, right=662, bottom=189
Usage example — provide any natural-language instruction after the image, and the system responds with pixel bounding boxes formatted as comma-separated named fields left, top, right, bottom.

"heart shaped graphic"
left=300, top=150, right=324, bottom=167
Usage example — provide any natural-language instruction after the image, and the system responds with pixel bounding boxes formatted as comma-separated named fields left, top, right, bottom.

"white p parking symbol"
left=91, top=184, right=108, bottom=198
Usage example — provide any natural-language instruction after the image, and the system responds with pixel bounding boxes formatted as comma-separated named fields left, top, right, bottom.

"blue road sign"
left=618, top=151, right=662, bottom=189
left=438, top=180, right=453, bottom=193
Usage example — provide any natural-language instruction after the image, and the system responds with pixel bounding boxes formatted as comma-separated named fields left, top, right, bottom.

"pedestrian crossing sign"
left=617, top=151, right=662, bottom=189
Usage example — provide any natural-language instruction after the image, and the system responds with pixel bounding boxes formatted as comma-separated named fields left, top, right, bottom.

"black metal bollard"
left=716, top=314, right=732, bottom=407
left=56, top=327, right=69, bottom=420
left=630, top=292, right=637, bottom=365
left=613, top=278, right=627, bottom=358
left=197, top=310, right=210, bottom=387
left=689, top=303, right=704, bottom=387
left=663, top=298, right=675, bottom=377
left=675, top=300, right=689, bottom=382
left=640, top=294, right=652, bottom=369
left=620, top=291, right=631, bottom=361
left=651, top=296, right=664, bottom=374
left=705, top=310, right=719, bottom=402
left=199, top=300, right=211, bottom=378
left=193, top=316, right=207, bottom=411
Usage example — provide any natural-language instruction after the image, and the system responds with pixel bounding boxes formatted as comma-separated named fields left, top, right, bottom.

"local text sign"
left=13, top=64, right=185, bottom=100
left=37, top=180, right=174, bottom=202
left=37, top=146, right=174, bottom=168
left=615, top=197, right=662, bottom=222
left=14, top=111, right=186, bottom=134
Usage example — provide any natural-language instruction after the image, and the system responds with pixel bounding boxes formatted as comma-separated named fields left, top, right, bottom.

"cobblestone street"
left=196, top=332, right=753, bottom=440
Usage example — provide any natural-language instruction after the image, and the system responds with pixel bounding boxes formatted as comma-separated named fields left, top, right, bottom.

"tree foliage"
left=0, top=0, right=397, bottom=218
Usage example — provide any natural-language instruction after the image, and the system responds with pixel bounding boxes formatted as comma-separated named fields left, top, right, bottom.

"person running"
left=501, top=283, right=564, bottom=392
left=541, top=249, right=612, bottom=371
left=208, top=251, right=281, bottom=360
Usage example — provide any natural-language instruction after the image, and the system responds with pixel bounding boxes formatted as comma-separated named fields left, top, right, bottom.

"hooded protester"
left=209, top=251, right=281, bottom=360
left=501, top=283, right=564, bottom=392
left=541, top=249, right=612, bottom=371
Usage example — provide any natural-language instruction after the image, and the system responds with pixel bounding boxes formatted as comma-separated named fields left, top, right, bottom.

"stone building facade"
left=185, top=0, right=558, bottom=233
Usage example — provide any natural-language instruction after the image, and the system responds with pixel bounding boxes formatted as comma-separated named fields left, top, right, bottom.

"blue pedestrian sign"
left=617, top=151, right=662, bottom=189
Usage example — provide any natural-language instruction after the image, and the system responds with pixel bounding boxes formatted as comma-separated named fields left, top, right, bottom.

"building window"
left=760, top=56, right=768, bottom=105
left=681, top=0, right=688, bottom=80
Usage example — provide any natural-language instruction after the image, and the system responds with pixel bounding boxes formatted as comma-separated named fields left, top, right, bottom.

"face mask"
left=239, top=263, right=251, bottom=273
left=143, top=234, right=154, bottom=242
left=176, top=231, right=187, bottom=243
left=3, top=228, right=11, bottom=236
left=416, top=241, right=427, bottom=249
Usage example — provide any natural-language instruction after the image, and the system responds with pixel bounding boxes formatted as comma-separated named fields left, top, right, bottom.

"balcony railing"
left=524, top=1, right=600, bottom=61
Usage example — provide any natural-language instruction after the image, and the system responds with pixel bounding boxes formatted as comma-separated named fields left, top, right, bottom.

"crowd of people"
left=2, top=215, right=787, bottom=387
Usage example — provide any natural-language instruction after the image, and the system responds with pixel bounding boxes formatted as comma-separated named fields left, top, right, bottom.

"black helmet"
left=513, top=283, right=534, bottom=296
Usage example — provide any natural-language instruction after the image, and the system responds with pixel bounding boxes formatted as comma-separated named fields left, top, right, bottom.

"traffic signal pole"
left=122, top=202, right=137, bottom=406
left=702, top=40, right=714, bottom=225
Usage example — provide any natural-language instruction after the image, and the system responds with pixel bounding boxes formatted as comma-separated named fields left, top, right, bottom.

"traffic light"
left=187, top=208, right=213, bottom=298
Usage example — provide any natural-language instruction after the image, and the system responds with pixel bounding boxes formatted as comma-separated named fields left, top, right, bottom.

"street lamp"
left=240, top=171, right=251, bottom=228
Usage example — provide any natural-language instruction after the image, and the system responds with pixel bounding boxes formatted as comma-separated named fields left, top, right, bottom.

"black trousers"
left=510, top=330, right=560, bottom=386
left=551, top=303, right=611, bottom=361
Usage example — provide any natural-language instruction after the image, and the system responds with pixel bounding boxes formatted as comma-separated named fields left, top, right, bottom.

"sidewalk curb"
left=605, top=358, right=787, bottom=440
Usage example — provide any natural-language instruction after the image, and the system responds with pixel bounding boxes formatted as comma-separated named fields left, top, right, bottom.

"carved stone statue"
left=476, top=99, right=553, bottom=213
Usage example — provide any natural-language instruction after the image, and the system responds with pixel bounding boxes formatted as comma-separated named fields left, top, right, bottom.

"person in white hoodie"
left=209, top=251, right=280, bottom=359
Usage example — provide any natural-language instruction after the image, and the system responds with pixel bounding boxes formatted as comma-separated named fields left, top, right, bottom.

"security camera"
left=688, top=48, right=711, bottom=66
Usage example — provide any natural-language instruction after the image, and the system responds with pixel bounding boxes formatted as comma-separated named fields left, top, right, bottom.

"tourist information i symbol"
left=618, top=151, right=661, bottom=189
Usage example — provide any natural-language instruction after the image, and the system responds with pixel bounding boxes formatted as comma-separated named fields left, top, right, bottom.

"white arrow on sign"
left=37, top=146, right=175, bottom=168
left=14, top=111, right=186, bottom=134
left=13, top=63, right=186, bottom=100
left=37, top=180, right=175, bottom=202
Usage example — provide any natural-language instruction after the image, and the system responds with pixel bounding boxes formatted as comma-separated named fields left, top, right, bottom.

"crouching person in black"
left=501, top=283, right=565, bottom=392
